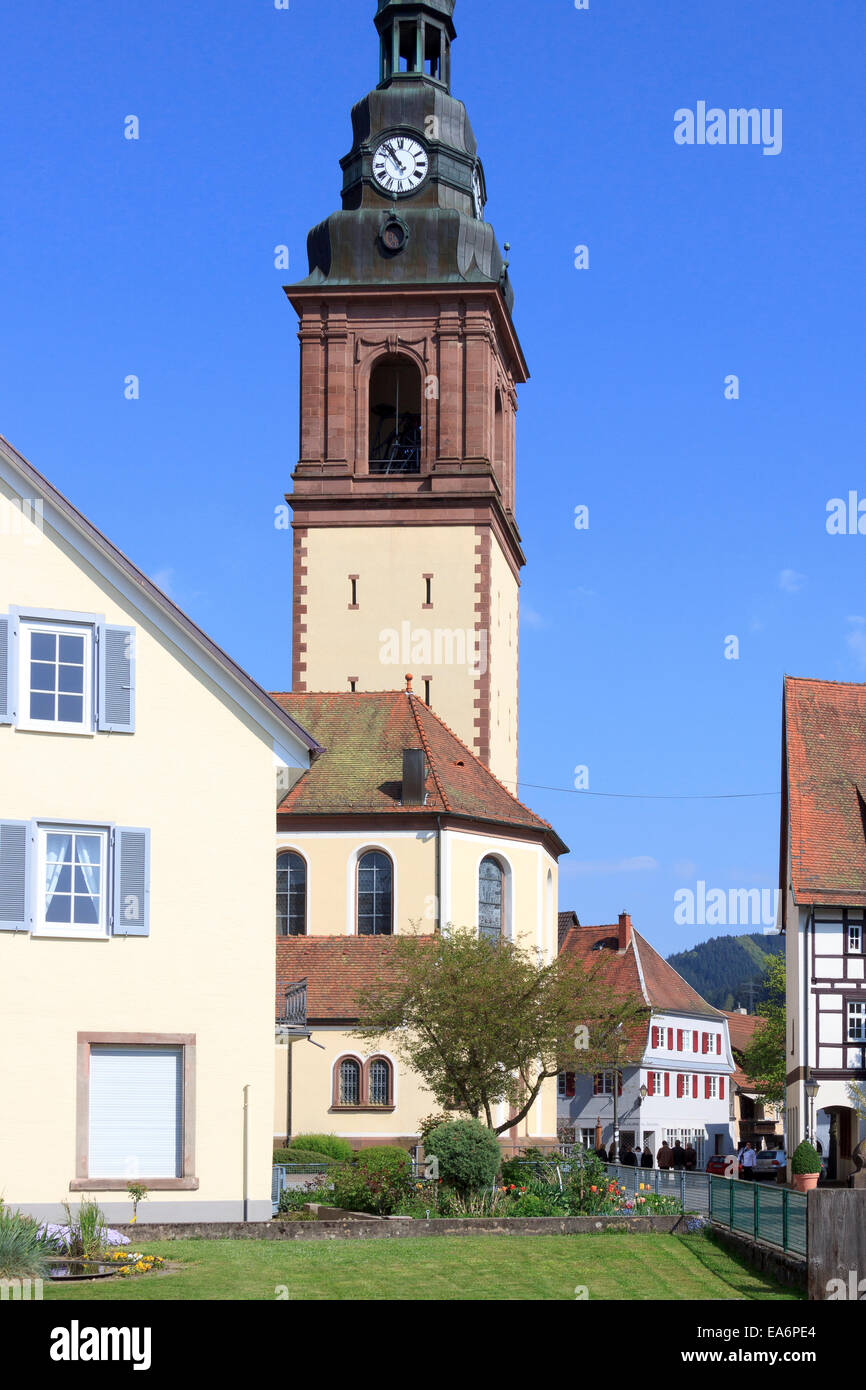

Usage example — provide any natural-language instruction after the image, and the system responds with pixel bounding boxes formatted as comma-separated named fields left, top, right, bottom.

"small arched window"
left=369, top=1058, right=392, bottom=1107
left=339, top=1058, right=361, bottom=1107
left=479, top=856, right=504, bottom=941
left=357, top=851, right=393, bottom=936
left=277, top=852, right=307, bottom=936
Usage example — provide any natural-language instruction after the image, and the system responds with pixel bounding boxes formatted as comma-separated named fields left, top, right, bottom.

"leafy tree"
left=739, top=954, right=786, bottom=1105
left=353, top=926, right=648, bottom=1135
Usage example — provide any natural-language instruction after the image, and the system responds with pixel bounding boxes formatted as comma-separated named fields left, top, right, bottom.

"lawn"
left=43, top=1233, right=803, bottom=1302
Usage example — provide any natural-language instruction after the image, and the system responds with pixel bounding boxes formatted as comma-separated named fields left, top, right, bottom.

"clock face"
left=372, top=136, right=429, bottom=195
left=472, top=167, right=484, bottom=219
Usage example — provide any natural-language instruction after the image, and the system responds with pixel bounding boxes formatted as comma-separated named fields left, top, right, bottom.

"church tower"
left=286, top=0, right=526, bottom=788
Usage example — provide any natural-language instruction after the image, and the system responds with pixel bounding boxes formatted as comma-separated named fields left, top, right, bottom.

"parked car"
left=754, top=1148, right=787, bottom=1181
left=706, top=1154, right=744, bottom=1178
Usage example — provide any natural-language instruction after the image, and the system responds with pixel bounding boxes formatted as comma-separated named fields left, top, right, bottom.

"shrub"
left=424, top=1119, right=501, bottom=1194
left=418, top=1112, right=452, bottom=1146
left=0, top=1204, right=55, bottom=1279
left=791, top=1141, right=822, bottom=1175
left=273, top=1149, right=337, bottom=1168
left=507, top=1193, right=550, bottom=1217
left=288, top=1134, right=353, bottom=1162
left=332, top=1148, right=413, bottom=1215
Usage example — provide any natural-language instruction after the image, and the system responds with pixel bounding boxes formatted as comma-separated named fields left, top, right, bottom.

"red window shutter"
left=648, top=1072, right=655, bottom=1097
left=677, top=1029, right=683, bottom=1052
left=652, top=1026, right=659, bottom=1049
left=716, top=1034, right=722, bottom=1055
left=664, top=1073, right=670, bottom=1097
left=701, top=1033, right=707, bottom=1054
left=566, top=1073, right=576, bottom=1098
left=668, top=1028, right=674, bottom=1050
left=693, top=1031, right=699, bottom=1051
left=676, top=1074, right=683, bottom=1098
left=593, top=1073, right=600, bottom=1096
left=719, top=1077, right=725, bottom=1100
left=693, top=1075, right=698, bottom=1098
left=705, top=1076, right=711, bottom=1100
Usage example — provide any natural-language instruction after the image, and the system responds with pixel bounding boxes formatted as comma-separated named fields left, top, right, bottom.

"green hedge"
left=273, top=1148, right=337, bottom=1167
left=287, top=1134, right=354, bottom=1161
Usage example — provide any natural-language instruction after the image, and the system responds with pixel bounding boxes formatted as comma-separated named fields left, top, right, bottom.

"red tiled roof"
left=784, top=676, right=866, bottom=906
left=559, top=922, right=723, bottom=1020
left=722, top=1010, right=765, bottom=1091
left=275, top=936, right=420, bottom=1022
left=723, top=1010, right=761, bottom=1055
left=269, top=690, right=567, bottom=852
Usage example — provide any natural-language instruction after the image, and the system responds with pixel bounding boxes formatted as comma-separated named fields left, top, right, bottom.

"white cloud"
left=567, top=855, right=659, bottom=875
left=520, top=605, right=548, bottom=629
left=150, top=568, right=176, bottom=598
left=778, top=568, right=806, bottom=594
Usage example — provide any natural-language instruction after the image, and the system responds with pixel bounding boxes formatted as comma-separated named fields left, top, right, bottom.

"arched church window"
left=369, top=357, right=422, bottom=474
left=479, top=856, right=504, bottom=941
left=277, top=852, right=307, bottom=936
left=357, top=851, right=394, bottom=935
left=339, top=1058, right=361, bottom=1107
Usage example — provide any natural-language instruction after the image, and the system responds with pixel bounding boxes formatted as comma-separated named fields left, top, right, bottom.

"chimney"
left=402, top=749, right=427, bottom=805
left=618, top=912, right=633, bottom=950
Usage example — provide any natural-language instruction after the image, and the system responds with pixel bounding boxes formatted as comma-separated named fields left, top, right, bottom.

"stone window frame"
left=330, top=1052, right=395, bottom=1113
left=71, top=1031, right=197, bottom=1191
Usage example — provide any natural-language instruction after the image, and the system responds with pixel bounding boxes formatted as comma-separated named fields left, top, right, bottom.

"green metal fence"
left=710, top=1176, right=807, bottom=1257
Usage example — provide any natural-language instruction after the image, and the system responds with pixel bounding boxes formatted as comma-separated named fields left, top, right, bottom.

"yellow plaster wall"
left=0, top=482, right=286, bottom=1211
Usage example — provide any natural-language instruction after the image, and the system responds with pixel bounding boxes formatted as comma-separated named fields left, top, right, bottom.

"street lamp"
left=804, top=1072, right=819, bottom=1145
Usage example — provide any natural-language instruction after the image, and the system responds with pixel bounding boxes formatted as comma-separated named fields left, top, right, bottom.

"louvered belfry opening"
left=369, top=356, right=422, bottom=473
left=379, top=12, right=450, bottom=87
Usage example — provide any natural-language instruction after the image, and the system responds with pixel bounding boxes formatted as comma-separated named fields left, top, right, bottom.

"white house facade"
left=782, top=677, right=866, bottom=1180
left=558, top=914, right=735, bottom=1164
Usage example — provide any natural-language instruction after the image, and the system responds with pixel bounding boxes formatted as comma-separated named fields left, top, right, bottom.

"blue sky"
left=2, top=0, right=864, bottom=958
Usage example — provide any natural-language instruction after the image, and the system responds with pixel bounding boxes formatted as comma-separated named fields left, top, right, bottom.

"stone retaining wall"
left=115, top=1214, right=682, bottom=1242
left=710, top=1226, right=807, bottom=1290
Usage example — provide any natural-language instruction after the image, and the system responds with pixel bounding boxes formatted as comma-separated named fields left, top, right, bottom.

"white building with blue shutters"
left=0, top=432, right=321, bottom=1223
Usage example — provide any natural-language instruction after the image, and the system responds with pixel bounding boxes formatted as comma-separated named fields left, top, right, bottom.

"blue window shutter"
left=112, top=828, right=150, bottom=936
left=0, top=615, right=16, bottom=725
left=98, top=625, right=136, bottom=732
left=0, top=821, right=31, bottom=932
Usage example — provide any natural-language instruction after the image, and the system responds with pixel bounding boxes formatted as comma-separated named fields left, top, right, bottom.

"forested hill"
left=666, top=933, right=785, bottom=1012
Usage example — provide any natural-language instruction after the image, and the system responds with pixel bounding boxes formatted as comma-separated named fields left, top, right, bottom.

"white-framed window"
left=849, top=919, right=863, bottom=954
left=20, top=620, right=92, bottom=733
left=579, top=1128, right=595, bottom=1150
left=653, top=1071, right=663, bottom=1093
left=36, top=825, right=108, bottom=939
left=848, top=1002, right=866, bottom=1044
left=707, top=1076, right=718, bottom=1099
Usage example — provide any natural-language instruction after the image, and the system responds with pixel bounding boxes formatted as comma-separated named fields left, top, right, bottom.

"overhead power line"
left=513, top=783, right=780, bottom=802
